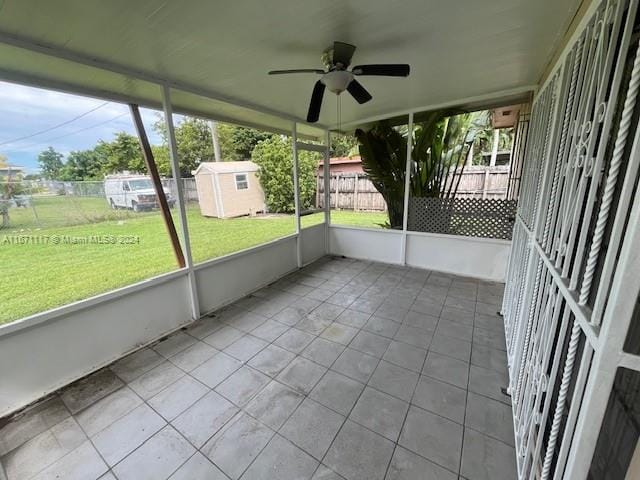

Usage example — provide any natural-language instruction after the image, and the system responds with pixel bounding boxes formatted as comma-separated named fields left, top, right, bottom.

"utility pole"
left=490, top=128, right=500, bottom=167
left=210, top=121, right=222, bottom=162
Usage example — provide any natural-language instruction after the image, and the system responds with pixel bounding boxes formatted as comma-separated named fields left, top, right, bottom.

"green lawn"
left=0, top=196, right=386, bottom=324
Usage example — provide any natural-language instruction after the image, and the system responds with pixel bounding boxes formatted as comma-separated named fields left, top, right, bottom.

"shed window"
left=235, top=173, right=249, bottom=190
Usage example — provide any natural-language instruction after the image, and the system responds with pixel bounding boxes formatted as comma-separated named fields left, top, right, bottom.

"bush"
left=252, top=136, right=317, bottom=213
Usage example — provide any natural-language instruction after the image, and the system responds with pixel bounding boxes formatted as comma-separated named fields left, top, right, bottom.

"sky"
left=0, top=80, right=163, bottom=174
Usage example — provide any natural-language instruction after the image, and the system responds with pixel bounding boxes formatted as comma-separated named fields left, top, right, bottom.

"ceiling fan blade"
left=268, top=69, right=325, bottom=75
left=333, top=41, right=357, bottom=67
left=352, top=64, right=410, bottom=77
left=347, top=79, right=372, bottom=104
left=307, top=80, right=325, bottom=123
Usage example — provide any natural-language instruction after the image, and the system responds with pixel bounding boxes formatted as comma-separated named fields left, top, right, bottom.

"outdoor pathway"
left=0, top=256, right=516, bottom=480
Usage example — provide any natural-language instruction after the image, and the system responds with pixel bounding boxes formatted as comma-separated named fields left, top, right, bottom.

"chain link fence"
left=0, top=178, right=200, bottom=230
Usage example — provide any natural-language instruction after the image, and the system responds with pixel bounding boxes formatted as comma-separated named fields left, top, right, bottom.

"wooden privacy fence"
left=316, top=166, right=512, bottom=211
left=451, top=165, right=511, bottom=199
left=316, top=173, right=387, bottom=211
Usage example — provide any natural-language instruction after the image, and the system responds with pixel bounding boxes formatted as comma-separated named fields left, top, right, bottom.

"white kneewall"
left=195, top=235, right=298, bottom=314
left=329, top=225, right=510, bottom=282
left=301, top=223, right=327, bottom=265
left=0, top=234, right=302, bottom=417
left=0, top=226, right=510, bottom=417
left=405, top=231, right=510, bottom=282
left=329, top=225, right=404, bottom=264
left=0, top=272, right=192, bottom=417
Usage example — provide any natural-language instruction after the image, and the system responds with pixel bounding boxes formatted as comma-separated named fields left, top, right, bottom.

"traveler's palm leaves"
left=356, top=110, right=488, bottom=228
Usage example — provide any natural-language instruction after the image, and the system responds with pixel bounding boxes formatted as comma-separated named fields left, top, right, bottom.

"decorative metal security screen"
left=407, top=197, right=517, bottom=239
left=502, top=0, right=640, bottom=478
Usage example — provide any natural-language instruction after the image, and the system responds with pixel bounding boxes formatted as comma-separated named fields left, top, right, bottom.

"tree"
left=153, top=114, right=276, bottom=166
left=153, top=115, right=214, bottom=175
left=151, top=145, right=171, bottom=177
left=38, top=147, right=64, bottom=179
left=174, top=118, right=214, bottom=175
left=252, top=135, right=317, bottom=213
left=331, top=134, right=359, bottom=157
left=355, top=111, right=487, bottom=228
left=60, top=149, right=105, bottom=181
left=101, top=132, right=145, bottom=174
left=228, top=126, right=274, bottom=160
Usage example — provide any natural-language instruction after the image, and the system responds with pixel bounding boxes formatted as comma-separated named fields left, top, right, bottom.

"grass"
left=0, top=196, right=387, bottom=324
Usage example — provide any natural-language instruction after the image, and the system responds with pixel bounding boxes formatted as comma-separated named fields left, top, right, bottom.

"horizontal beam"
left=516, top=215, right=599, bottom=349
left=295, top=141, right=327, bottom=153
left=336, top=85, right=536, bottom=132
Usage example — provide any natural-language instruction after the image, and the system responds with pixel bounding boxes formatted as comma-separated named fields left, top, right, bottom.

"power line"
left=40, top=112, right=128, bottom=144
left=0, top=101, right=110, bottom=146
left=10, top=112, right=129, bottom=151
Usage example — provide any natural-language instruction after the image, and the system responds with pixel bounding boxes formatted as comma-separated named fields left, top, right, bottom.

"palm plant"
left=355, top=110, right=488, bottom=228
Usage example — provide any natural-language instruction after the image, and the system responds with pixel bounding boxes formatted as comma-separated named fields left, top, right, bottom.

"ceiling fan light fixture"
left=268, top=40, right=410, bottom=122
left=321, top=70, right=354, bottom=94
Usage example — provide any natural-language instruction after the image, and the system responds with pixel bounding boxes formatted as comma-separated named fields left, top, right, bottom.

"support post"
left=353, top=173, right=359, bottom=211
left=292, top=122, right=302, bottom=268
left=129, top=104, right=185, bottom=269
left=483, top=169, right=490, bottom=199
left=324, top=130, right=331, bottom=253
left=400, top=112, right=414, bottom=265
left=161, top=85, right=200, bottom=320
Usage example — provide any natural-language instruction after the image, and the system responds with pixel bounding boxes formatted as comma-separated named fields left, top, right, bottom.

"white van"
left=104, top=174, right=175, bottom=212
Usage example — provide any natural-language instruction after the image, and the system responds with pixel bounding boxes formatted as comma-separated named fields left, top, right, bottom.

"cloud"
left=0, top=81, right=163, bottom=172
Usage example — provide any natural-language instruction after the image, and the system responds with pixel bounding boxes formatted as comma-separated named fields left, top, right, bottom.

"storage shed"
left=192, top=161, right=265, bottom=218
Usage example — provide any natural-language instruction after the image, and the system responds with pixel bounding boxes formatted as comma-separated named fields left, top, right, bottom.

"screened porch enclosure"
left=2, top=0, right=640, bottom=479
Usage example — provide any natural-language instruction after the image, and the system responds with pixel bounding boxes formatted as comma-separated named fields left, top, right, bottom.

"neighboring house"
left=317, top=156, right=363, bottom=176
left=0, top=165, right=24, bottom=202
left=0, top=164, right=24, bottom=182
left=192, top=161, right=265, bottom=218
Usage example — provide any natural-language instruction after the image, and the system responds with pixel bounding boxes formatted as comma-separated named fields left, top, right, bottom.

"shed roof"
left=192, top=161, right=260, bottom=175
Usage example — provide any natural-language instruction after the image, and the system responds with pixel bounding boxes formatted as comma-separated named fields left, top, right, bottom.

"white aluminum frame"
left=293, top=127, right=331, bottom=267
left=161, top=84, right=200, bottom=320
left=503, top=0, right=640, bottom=477
left=400, top=112, right=414, bottom=264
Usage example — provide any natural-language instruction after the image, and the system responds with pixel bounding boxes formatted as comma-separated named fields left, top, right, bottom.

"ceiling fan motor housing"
left=321, top=70, right=354, bottom=94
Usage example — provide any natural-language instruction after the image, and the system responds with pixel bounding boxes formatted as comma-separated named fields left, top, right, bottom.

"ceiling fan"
left=269, top=41, right=410, bottom=123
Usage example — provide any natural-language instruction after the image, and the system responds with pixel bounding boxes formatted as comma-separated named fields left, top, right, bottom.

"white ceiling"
left=0, top=0, right=581, bottom=134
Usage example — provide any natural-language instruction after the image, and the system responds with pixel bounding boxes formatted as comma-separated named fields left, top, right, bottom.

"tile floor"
left=0, top=256, right=516, bottom=480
